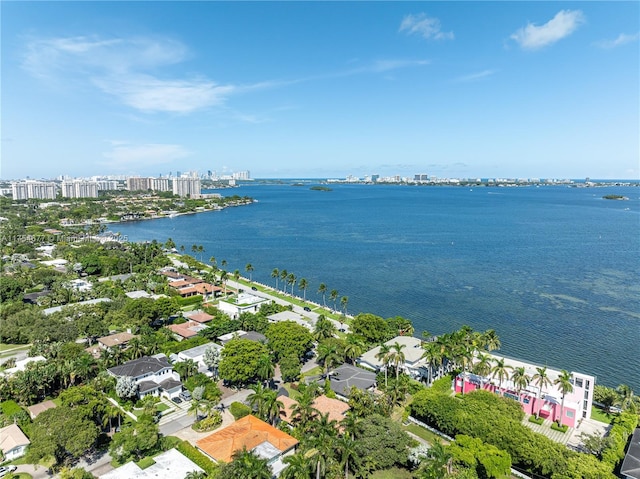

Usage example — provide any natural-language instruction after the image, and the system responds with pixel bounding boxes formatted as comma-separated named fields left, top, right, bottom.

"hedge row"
left=600, top=412, right=638, bottom=466
left=175, top=440, right=218, bottom=476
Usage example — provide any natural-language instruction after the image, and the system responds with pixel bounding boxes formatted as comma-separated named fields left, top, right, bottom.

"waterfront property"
left=358, top=335, right=430, bottom=380
left=267, top=311, right=313, bottom=330
left=217, top=330, right=267, bottom=345
left=196, top=415, right=298, bottom=477
left=107, top=354, right=183, bottom=399
left=453, top=354, right=595, bottom=428
left=621, top=428, right=640, bottom=479
left=217, top=292, right=268, bottom=319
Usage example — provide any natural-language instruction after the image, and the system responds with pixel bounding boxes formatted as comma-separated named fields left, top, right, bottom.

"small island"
left=603, top=194, right=628, bottom=200
left=310, top=185, right=332, bottom=191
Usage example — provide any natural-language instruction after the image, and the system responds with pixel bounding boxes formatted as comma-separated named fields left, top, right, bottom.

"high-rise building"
left=232, top=171, right=250, bottom=180
left=172, top=177, right=201, bottom=197
left=127, top=177, right=151, bottom=191
left=11, top=181, right=57, bottom=200
left=61, top=180, right=99, bottom=198
left=96, top=180, right=120, bottom=191
left=150, top=177, right=170, bottom=192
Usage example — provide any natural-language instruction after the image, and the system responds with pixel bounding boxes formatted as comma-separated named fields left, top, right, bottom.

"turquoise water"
left=110, top=184, right=640, bottom=390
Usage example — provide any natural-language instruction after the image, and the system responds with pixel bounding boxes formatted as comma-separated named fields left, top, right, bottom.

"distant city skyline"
left=2, top=2, right=639, bottom=180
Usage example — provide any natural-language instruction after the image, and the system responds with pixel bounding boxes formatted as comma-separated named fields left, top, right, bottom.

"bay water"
left=110, top=183, right=640, bottom=390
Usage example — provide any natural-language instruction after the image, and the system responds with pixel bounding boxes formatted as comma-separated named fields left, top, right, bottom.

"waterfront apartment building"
left=61, top=180, right=99, bottom=198
left=150, top=177, right=170, bottom=192
left=172, top=177, right=201, bottom=197
left=232, top=170, right=250, bottom=180
left=454, top=354, right=596, bottom=428
left=127, top=177, right=151, bottom=191
left=11, top=181, right=57, bottom=200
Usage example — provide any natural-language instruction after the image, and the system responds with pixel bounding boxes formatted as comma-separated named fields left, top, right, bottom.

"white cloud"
left=455, top=69, right=496, bottom=82
left=23, top=35, right=231, bottom=113
left=511, top=10, right=585, bottom=50
left=399, top=13, right=454, bottom=41
left=102, top=142, right=190, bottom=168
left=594, top=32, right=640, bottom=49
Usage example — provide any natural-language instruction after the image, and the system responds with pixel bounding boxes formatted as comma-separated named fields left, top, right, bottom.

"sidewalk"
left=522, top=417, right=572, bottom=444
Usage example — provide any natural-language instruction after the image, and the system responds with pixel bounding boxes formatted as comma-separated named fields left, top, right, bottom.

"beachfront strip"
left=356, top=335, right=594, bottom=428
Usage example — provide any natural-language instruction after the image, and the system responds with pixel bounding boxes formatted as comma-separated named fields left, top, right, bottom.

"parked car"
left=251, top=286, right=258, bottom=291
left=179, top=390, right=192, bottom=401
left=171, top=397, right=183, bottom=404
left=303, top=306, right=311, bottom=312
left=0, top=466, right=17, bottom=477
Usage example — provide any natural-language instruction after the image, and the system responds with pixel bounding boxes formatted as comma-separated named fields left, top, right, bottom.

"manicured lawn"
left=0, top=343, right=31, bottom=352
left=403, top=423, right=448, bottom=445
left=370, top=467, right=413, bottom=479
left=301, top=366, right=323, bottom=378
left=591, top=405, right=617, bottom=424
left=156, top=403, right=171, bottom=413
left=282, top=383, right=301, bottom=400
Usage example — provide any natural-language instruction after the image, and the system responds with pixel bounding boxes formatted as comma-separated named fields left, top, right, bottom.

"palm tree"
left=221, top=259, right=227, bottom=269
left=344, top=335, right=365, bottom=364
left=245, top=263, right=254, bottom=282
left=511, top=366, right=530, bottom=402
left=388, top=341, right=406, bottom=381
left=234, top=269, right=240, bottom=283
left=340, top=296, right=348, bottom=316
left=298, top=278, right=308, bottom=301
left=318, top=283, right=327, bottom=308
left=197, top=245, right=204, bottom=262
left=256, top=354, right=275, bottom=386
left=280, top=269, right=288, bottom=292
left=313, top=315, right=336, bottom=342
left=483, top=329, right=501, bottom=352
left=554, top=369, right=574, bottom=426
left=209, top=256, right=217, bottom=270
left=185, top=471, right=207, bottom=479
left=317, top=341, right=343, bottom=375
left=263, top=389, right=284, bottom=426
left=329, top=289, right=339, bottom=312
left=291, top=388, right=319, bottom=432
left=420, top=342, right=440, bottom=385
left=287, top=273, right=296, bottom=296
left=127, top=338, right=144, bottom=360
left=282, top=451, right=312, bottom=479
left=472, top=352, right=492, bottom=378
left=617, top=384, right=639, bottom=413
left=230, top=447, right=271, bottom=479
left=376, top=344, right=392, bottom=388
left=271, top=268, right=279, bottom=290
left=219, top=270, right=228, bottom=294
left=532, top=366, right=552, bottom=419
left=247, top=383, right=269, bottom=419
left=490, top=358, right=512, bottom=395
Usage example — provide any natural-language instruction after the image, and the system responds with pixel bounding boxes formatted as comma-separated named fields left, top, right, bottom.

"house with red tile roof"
left=278, top=394, right=350, bottom=426
left=196, top=415, right=298, bottom=476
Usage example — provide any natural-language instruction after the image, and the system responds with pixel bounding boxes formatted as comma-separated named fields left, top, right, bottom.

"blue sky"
left=2, top=1, right=639, bottom=180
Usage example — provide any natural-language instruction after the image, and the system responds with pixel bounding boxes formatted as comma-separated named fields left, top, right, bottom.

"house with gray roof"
left=107, top=354, right=182, bottom=399
left=177, top=342, right=222, bottom=374
left=358, top=335, right=429, bottom=380
left=328, top=364, right=377, bottom=399
left=622, top=428, right=640, bottom=479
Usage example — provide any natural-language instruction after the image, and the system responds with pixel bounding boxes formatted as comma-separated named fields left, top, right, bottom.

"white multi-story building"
left=96, top=180, right=120, bottom=191
left=172, top=177, right=201, bottom=197
left=232, top=170, right=250, bottom=180
left=11, top=181, right=57, bottom=200
left=150, top=177, right=170, bottom=192
left=61, top=180, right=99, bottom=198
left=127, top=177, right=151, bottom=191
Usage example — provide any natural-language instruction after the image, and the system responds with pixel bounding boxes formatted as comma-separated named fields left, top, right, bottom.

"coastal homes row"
left=453, top=354, right=596, bottom=428
left=160, top=268, right=221, bottom=300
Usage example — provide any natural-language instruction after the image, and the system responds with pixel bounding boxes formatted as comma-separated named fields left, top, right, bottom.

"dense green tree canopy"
left=265, top=321, right=314, bottom=361
left=218, top=339, right=270, bottom=385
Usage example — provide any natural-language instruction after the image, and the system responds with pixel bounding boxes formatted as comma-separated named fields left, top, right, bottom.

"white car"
left=0, top=465, right=17, bottom=477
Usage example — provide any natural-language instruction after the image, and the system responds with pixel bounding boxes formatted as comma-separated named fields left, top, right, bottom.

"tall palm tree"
left=532, top=366, right=552, bottom=419
left=617, top=384, right=639, bottom=413
left=318, top=283, right=327, bottom=307
left=483, top=329, right=501, bottom=352
left=272, top=268, right=280, bottom=290
left=263, top=389, right=284, bottom=426
left=247, top=383, right=269, bottom=419
left=280, top=269, right=288, bottom=292
left=329, top=290, right=339, bottom=312
left=197, top=245, right=204, bottom=262
left=472, top=352, right=492, bottom=378
left=490, top=358, right=512, bottom=395
left=291, top=388, right=319, bottom=432
left=420, top=342, right=440, bottom=385
left=219, top=270, right=228, bottom=294
left=185, top=471, right=207, bottom=479
left=376, top=344, right=392, bottom=388
left=344, top=335, right=365, bottom=365
left=314, top=316, right=336, bottom=342
left=282, top=451, right=312, bottom=479
left=209, top=256, right=217, bottom=270
left=287, top=273, right=297, bottom=296
left=340, top=296, right=348, bottom=316
left=554, top=369, right=574, bottom=426
left=230, top=447, right=271, bottom=479
left=234, top=269, right=240, bottom=283
left=317, top=342, right=343, bottom=375
left=298, top=278, right=308, bottom=301
left=256, top=354, right=275, bottom=386
left=245, top=263, right=254, bottom=282
left=511, top=366, right=530, bottom=403
left=388, top=341, right=407, bottom=381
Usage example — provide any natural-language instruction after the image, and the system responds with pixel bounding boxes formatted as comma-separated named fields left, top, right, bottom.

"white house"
left=358, top=336, right=429, bottom=379
left=217, top=292, right=268, bottom=319
left=101, top=448, right=203, bottom=479
left=177, top=342, right=222, bottom=374
left=107, top=354, right=183, bottom=399
left=0, top=424, right=30, bottom=461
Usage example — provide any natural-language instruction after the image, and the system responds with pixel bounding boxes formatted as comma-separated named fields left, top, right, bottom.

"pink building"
left=453, top=354, right=595, bottom=428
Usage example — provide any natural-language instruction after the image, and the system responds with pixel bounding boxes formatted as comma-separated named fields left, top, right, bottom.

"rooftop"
left=279, top=394, right=350, bottom=424
left=100, top=448, right=203, bottom=479
left=98, top=332, right=136, bottom=348
left=108, top=355, right=172, bottom=378
left=0, top=424, right=30, bottom=454
left=196, top=415, right=298, bottom=463
left=621, top=428, right=640, bottom=479
left=329, top=364, right=377, bottom=398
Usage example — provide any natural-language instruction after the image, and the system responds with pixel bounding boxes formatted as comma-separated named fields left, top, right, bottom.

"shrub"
left=229, top=401, right=251, bottom=420
left=550, top=423, right=568, bottom=433
left=600, top=411, right=638, bottom=467
left=177, top=295, right=204, bottom=306
left=528, top=416, right=544, bottom=425
left=192, top=411, right=223, bottom=432
left=176, top=440, right=218, bottom=476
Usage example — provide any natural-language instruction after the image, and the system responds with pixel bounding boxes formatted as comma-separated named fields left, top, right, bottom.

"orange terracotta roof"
left=277, top=394, right=350, bottom=425
left=196, top=415, right=298, bottom=463
left=185, top=311, right=214, bottom=323
left=168, top=323, right=200, bottom=338
left=169, top=280, right=191, bottom=288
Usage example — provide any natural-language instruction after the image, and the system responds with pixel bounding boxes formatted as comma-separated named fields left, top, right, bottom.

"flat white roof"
left=359, top=335, right=424, bottom=368
left=100, top=448, right=203, bottom=479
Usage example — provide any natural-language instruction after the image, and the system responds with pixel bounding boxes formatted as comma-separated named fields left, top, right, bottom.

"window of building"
left=566, top=410, right=574, bottom=418
left=584, top=400, right=589, bottom=410
left=575, top=378, right=583, bottom=388
left=586, top=380, right=590, bottom=390
left=584, top=390, right=589, bottom=400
